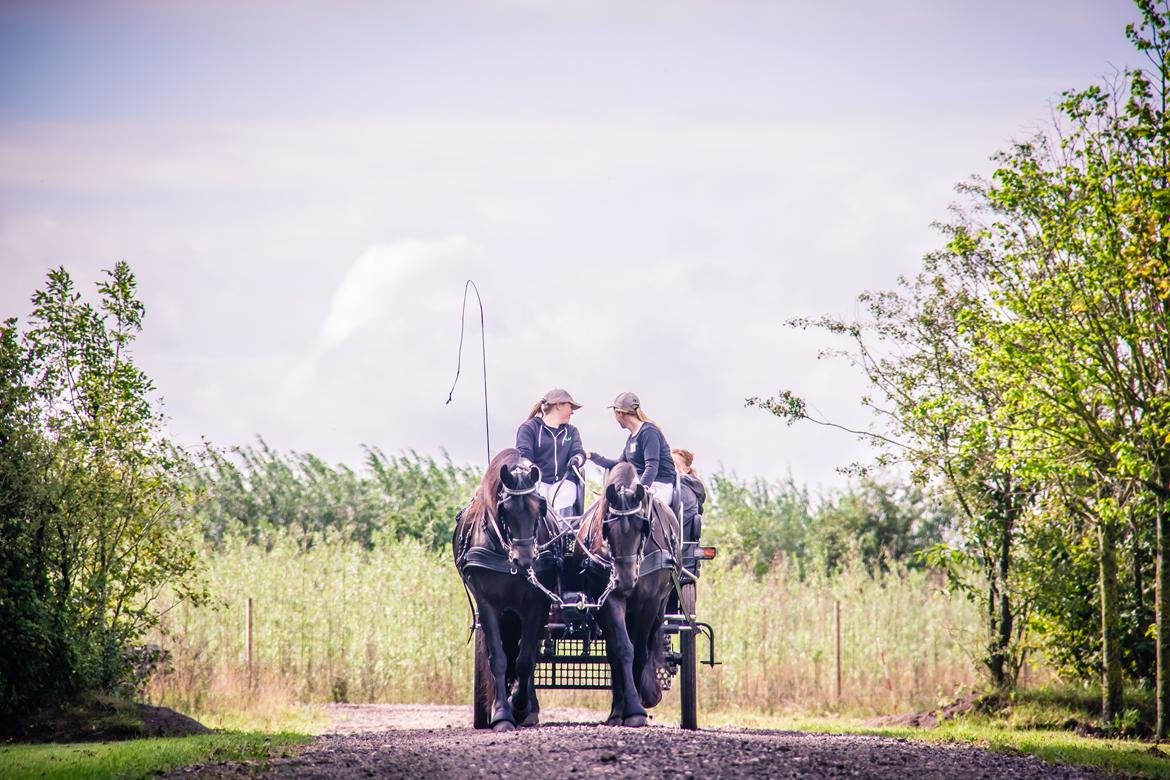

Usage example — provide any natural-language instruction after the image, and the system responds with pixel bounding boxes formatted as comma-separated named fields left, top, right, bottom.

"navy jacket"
left=589, top=422, right=677, bottom=487
left=679, top=474, right=706, bottom=519
left=515, top=418, right=586, bottom=485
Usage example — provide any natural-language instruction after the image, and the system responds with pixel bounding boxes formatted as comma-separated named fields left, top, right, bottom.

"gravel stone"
left=166, top=704, right=1108, bottom=780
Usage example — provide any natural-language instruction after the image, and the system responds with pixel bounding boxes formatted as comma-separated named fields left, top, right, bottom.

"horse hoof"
left=492, top=720, right=516, bottom=732
left=521, top=712, right=540, bottom=727
left=623, top=715, right=647, bottom=728
left=605, top=716, right=622, bottom=727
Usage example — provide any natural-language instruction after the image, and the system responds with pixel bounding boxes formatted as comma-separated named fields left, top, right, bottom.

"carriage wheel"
left=679, top=582, right=699, bottom=730
left=473, top=627, right=491, bottom=729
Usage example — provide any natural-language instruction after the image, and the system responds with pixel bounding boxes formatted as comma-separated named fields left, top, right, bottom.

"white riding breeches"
left=650, top=481, right=673, bottom=508
left=537, top=479, right=578, bottom=512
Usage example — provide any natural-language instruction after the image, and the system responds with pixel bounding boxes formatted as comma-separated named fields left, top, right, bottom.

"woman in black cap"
left=515, top=388, right=587, bottom=516
left=586, top=391, right=677, bottom=507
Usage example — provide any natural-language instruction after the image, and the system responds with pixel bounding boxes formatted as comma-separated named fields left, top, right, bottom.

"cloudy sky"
left=0, top=0, right=1146, bottom=491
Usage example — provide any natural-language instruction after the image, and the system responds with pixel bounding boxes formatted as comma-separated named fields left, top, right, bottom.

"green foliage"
left=184, top=434, right=953, bottom=581
left=0, top=317, right=65, bottom=719
left=814, top=478, right=956, bottom=572
left=704, top=472, right=956, bottom=577
left=942, top=3, right=1170, bottom=719
left=186, top=442, right=480, bottom=550
left=704, top=474, right=813, bottom=576
left=0, top=263, right=206, bottom=721
left=365, top=447, right=481, bottom=548
left=754, top=240, right=1034, bottom=688
left=1017, top=497, right=1157, bottom=685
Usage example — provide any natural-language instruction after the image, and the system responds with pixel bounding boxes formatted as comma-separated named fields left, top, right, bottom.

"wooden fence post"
left=246, top=597, right=254, bottom=693
left=835, top=599, right=842, bottom=703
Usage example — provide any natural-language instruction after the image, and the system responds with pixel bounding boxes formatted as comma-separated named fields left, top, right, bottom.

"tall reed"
left=147, top=533, right=983, bottom=721
left=697, top=556, right=982, bottom=714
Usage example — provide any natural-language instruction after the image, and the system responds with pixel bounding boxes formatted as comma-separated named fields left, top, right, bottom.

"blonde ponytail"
left=626, top=406, right=669, bottom=443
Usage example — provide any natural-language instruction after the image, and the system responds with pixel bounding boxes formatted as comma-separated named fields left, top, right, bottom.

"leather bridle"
left=486, top=465, right=541, bottom=551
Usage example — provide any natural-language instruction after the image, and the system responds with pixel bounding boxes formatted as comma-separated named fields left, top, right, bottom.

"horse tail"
left=474, top=627, right=495, bottom=728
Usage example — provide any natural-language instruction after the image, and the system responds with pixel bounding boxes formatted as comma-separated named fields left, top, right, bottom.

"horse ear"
left=500, top=464, right=514, bottom=489
left=605, top=484, right=620, bottom=505
left=634, top=484, right=646, bottom=502
left=527, top=464, right=542, bottom=485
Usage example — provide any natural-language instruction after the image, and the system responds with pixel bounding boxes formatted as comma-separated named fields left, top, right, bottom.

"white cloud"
left=0, top=110, right=1070, bottom=489
left=320, top=237, right=482, bottom=347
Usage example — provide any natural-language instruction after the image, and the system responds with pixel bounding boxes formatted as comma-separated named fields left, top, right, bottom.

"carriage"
left=467, top=491, right=719, bottom=731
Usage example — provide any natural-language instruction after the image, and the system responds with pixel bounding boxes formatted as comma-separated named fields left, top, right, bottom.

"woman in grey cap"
left=586, top=392, right=677, bottom=507
left=515, top=388, right=587, bottom=516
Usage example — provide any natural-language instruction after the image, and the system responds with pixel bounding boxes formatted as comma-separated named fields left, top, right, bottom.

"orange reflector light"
left=699, top=546, right=717, bottom=560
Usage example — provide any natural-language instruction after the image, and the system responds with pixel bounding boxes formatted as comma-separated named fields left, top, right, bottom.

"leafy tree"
left=751, top=256, right=1032, bottom=688
left=0, top=319, right=65, bottom=719
left=704, top=474, right=813, bottom=576
left=1015, top=488, right=1156, bottom=685
left=754, top=6, right=1170, bottom=724
left=703, top=471, right=954, bottom=578
left=0, top=263, right=206, bottom=721
left=935, top=1, right=1170, bottom=724
left=812, top=477, right=956, bottom=573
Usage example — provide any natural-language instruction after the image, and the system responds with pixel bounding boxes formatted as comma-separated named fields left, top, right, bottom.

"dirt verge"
left=6, top=696, right=211, bottom=743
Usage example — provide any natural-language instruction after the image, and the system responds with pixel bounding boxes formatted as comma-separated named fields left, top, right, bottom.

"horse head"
left=602, top=470, right=650, bottom=593
left=497, top=460, right=546, bottom=568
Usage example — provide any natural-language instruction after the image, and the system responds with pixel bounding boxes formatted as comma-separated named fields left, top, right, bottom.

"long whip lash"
left=446, top=279, right=491, bottom=465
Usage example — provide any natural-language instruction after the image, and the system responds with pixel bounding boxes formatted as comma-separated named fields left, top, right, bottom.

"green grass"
left=192, top=703, right=327, bottom=733
left=692, top=708, right=1170, bottom=779
left=0, top=732, right=312, bottom=780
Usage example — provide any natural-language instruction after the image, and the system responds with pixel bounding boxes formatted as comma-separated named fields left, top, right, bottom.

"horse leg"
left=523, top=677, right=541, bottom=727
left=628, top=603, right=651, bottom=710
left=636, top=605, right=666, bottom=709
left=478, top=607, right=516, bottom=731
left=634, top=585, right=669, bottom=708
left=604, top=631, right=625, bottom=727
left=601, top=598, right=646, bottom=727
left=510, top=600, right=545, bottom=727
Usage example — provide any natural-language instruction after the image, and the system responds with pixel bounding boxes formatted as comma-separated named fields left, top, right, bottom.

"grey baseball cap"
left=543, top=388, right=582, bottom=409
left=608, top=391, right=640, bottom=413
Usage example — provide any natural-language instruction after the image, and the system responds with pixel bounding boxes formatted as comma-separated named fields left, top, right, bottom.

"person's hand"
left=571, top=453, right=586, bottom=468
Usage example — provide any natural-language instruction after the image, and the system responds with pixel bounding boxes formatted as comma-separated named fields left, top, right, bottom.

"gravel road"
left=168, top=704, right=1108, bottom=779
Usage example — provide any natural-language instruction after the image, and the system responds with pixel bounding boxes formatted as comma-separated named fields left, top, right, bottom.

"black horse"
left=573, top=462, right=680, bottom=727
left=453, top=449, right=560, bottom=731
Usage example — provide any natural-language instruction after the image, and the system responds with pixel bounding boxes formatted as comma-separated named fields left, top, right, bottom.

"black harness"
left=455, top=480, right=563, bottom=579
left=581, top=494, right=678, bottom=581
